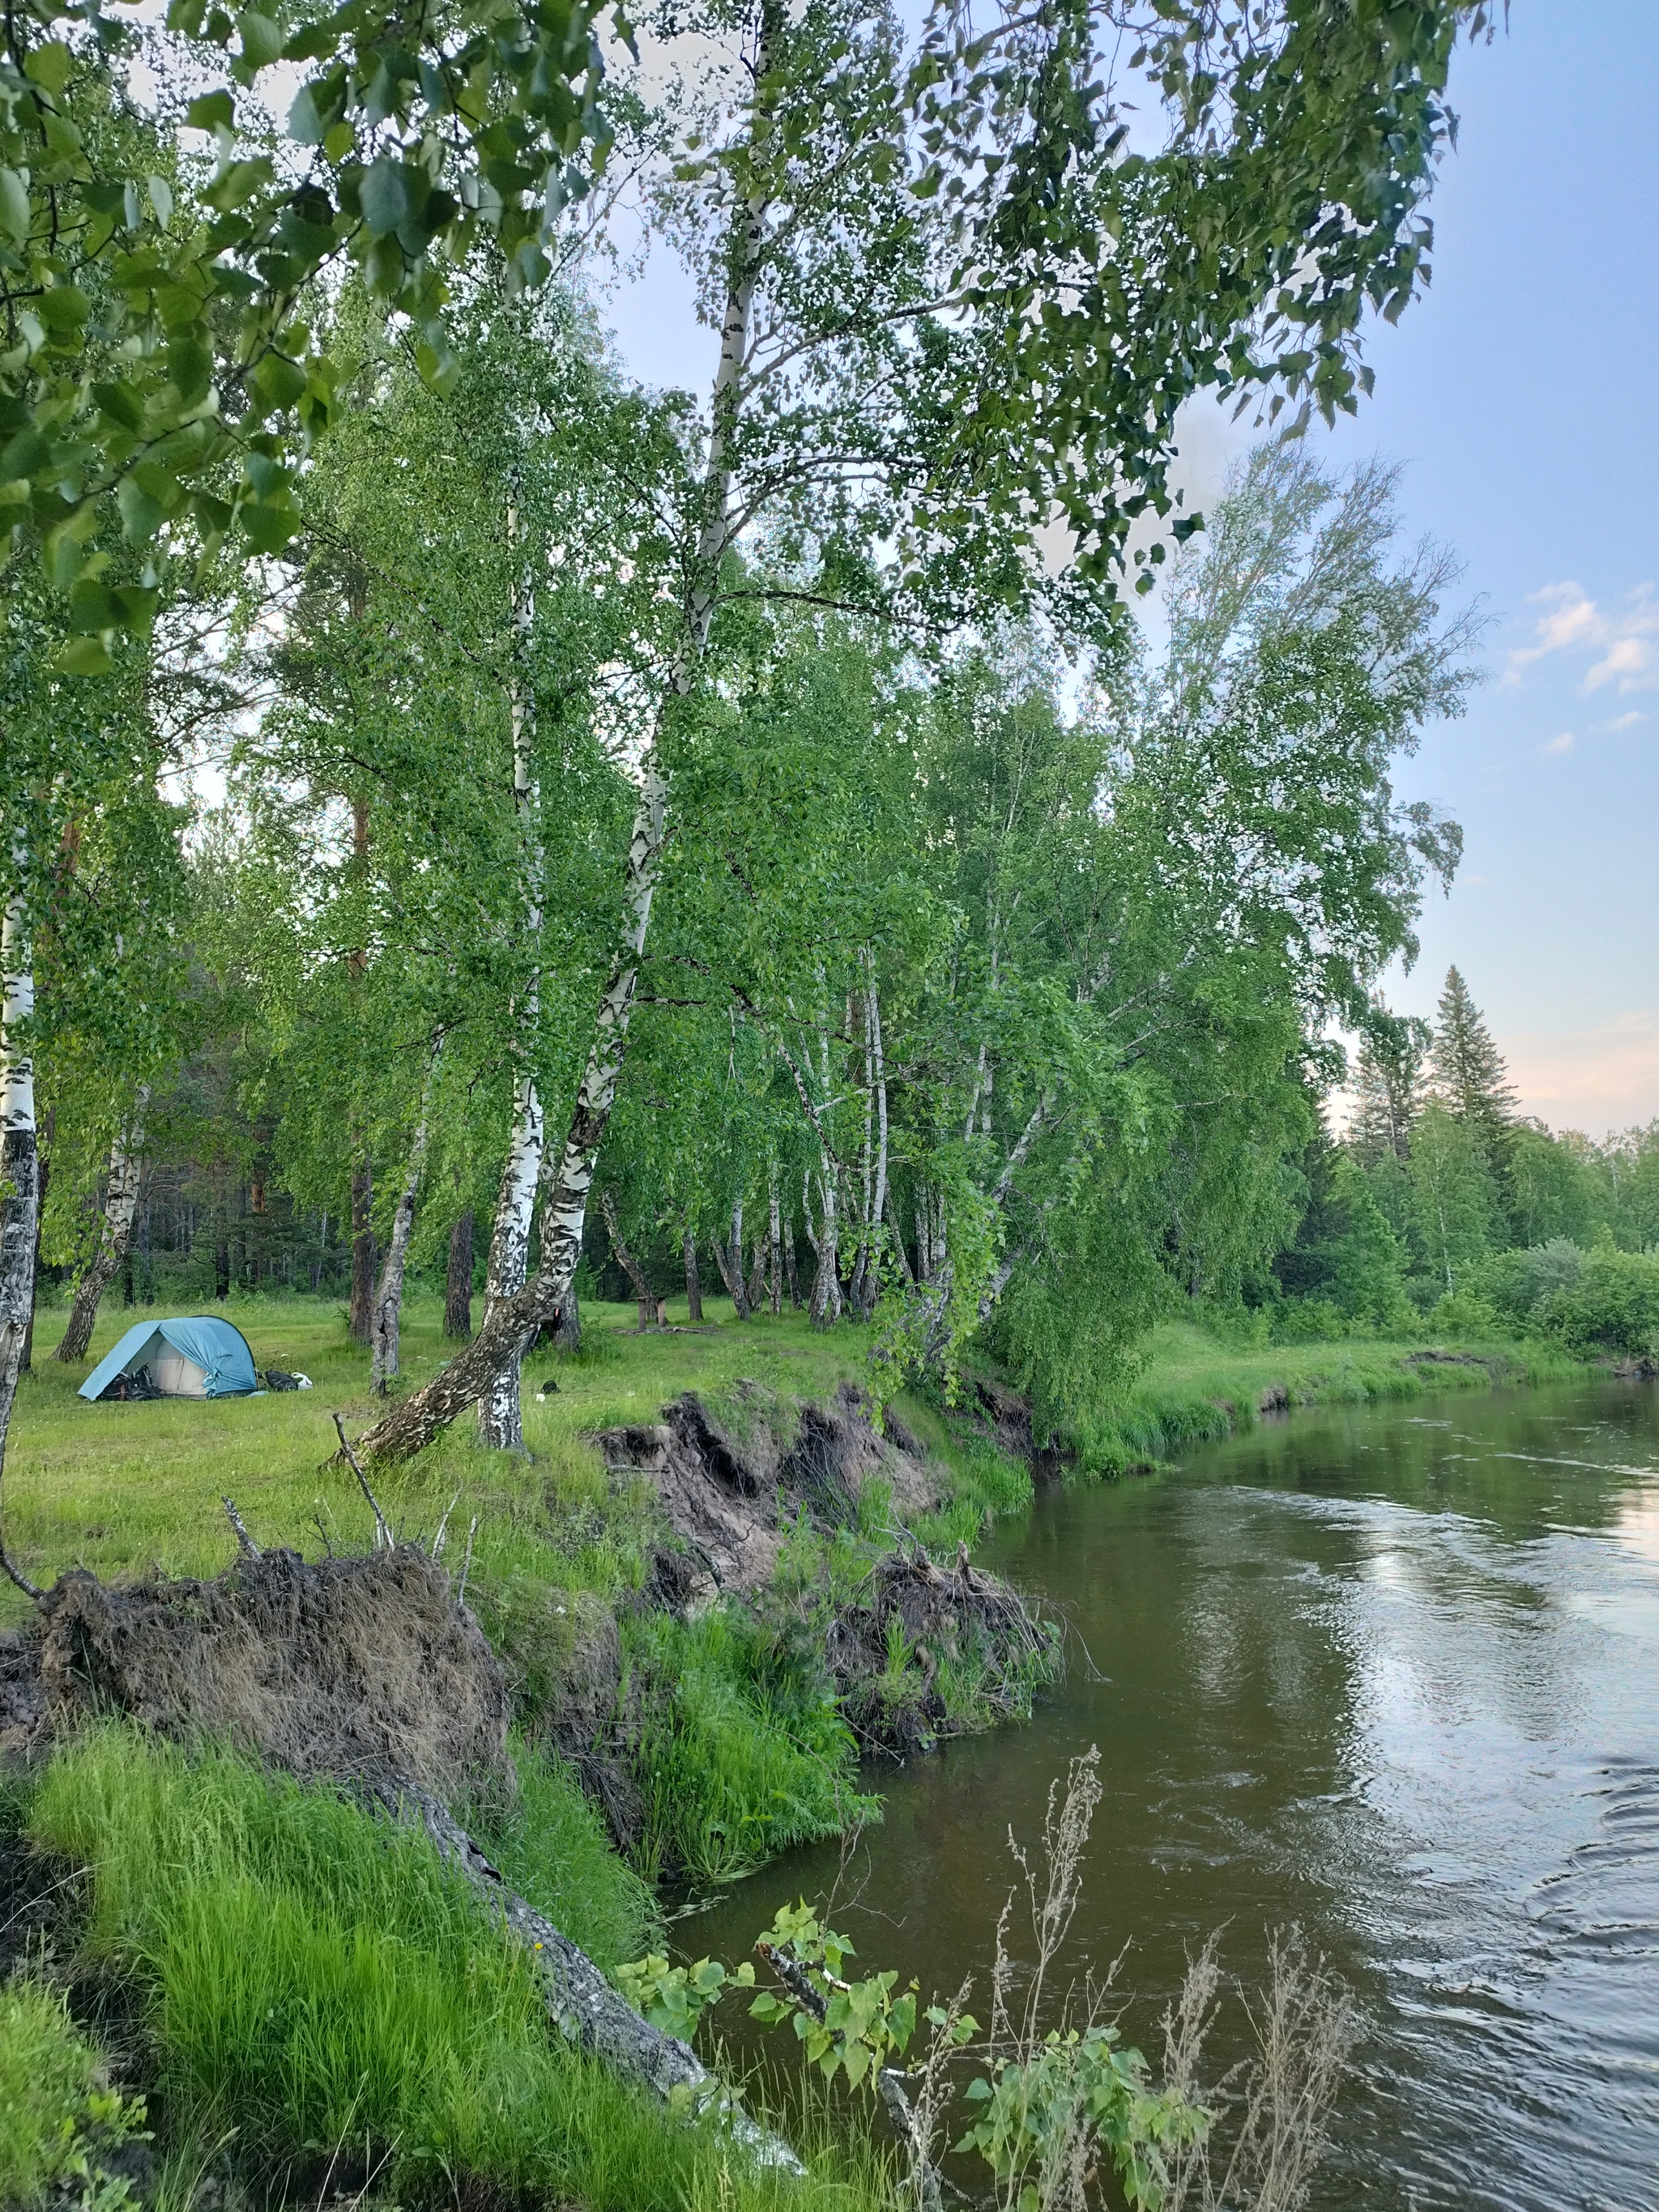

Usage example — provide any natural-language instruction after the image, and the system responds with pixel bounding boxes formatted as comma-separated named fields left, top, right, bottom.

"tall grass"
left=624, top=1609, right=880, bottom=1883
left=26, top=1724, right=891, bottom=2212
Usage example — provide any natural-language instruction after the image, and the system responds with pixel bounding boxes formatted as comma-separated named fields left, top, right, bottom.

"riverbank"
left=0, top=1295, right=1595, bottom=2210
left=1072, top=1319, right=1584, bottom=1473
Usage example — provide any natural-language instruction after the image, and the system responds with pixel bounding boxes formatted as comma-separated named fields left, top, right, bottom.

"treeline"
left=0, top=0, right=1503, bottom=1486
left=1272, top=967, right=1659, bottom=1357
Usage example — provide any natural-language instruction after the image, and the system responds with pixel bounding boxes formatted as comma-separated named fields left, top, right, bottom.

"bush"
left=1423, top=1289, right=1501, bottom=1337
left=1477, top=1238, right=1585, bottom=1324
left=1543, top=1248, right=1659, bottom=1358
left=0, top=1980, right=144, bottom=2210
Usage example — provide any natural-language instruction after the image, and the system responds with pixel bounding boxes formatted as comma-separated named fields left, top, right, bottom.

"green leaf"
left=252, top=351, right=308, bottom=414
left=0, top=169, right=30, bottom=245
left=117, top=475, right=166, bottom=544
left=24, top=41, right=74, bottom=94
left=186, top=90, right=236, bottom=133
left=53, top=635, right=112, bottom=676
left=237, top=12, right=284, bottom=70
left=147, top=174, right=174, bottom=229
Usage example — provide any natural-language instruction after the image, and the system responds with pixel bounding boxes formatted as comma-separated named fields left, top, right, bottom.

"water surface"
left=689, top=1383, right=1659, bottom=2210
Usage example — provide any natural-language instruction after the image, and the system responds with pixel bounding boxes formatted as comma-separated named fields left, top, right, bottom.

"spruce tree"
left=1426, top=968, right=1518, bottom=1135
left=1350, top=1014, right=1431, bottom=1164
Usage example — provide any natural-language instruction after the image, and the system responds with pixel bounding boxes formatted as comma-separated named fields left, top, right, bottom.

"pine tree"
left=1350, top=1013, right=1430, bottom=1164
left=1426, top=968, right=1518, bottom=1134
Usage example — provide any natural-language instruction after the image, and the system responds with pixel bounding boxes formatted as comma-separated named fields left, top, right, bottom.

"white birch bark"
left=371, top=1050, right=439, bottom=1396
left=1, top=850, right=42, bottom=1596
left=768, top=1169, right=782, bottom=1316
left=56, top=1092, right=149, bottom=1363
left=480, top=497, right=545, bottom=1449
left=356, top=2, right=781, bottom=1463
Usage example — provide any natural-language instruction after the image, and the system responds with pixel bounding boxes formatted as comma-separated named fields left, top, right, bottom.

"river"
left=686, top=1381, right=1659, bottom=2210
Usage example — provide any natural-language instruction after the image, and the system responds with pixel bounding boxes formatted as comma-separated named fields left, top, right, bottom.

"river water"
left=687, top=1382, right=1659, bottom=2210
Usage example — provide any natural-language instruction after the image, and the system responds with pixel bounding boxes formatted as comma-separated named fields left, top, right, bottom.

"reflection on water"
left=686, top=1383, right=1659, bottom=2211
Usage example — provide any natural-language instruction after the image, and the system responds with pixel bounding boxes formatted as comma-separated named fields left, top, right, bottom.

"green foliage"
left=1404, top=1100, right=1503, bottom=1294
left=957, top=2026, right=1201, bottom=2212
left=0, top=1980, right=145, bottom=2211
left=617, top=1952, right=754, bottom=2041
left=476, top=1734, right=659, bottom=1974
left=748, top=1903, right=925, bottom=2094
left=1546, top=1249, right=1659, bottom=1360
left=624, top=1607, right=878, bottom=1883
left=23, top=1724, right=879, bottom=2212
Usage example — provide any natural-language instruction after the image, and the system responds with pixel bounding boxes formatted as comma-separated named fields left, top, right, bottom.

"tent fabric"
left=79, top=1315, right=258, bottom=1402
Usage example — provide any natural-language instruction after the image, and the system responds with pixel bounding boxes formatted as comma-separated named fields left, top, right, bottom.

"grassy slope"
left=2, top=1292, right=942, bottom=1626
left=1073, top=1319, right=1581, bottom=1471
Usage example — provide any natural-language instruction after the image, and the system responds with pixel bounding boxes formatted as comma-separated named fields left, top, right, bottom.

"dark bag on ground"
left=263, top=1369, right=301, bottom=1392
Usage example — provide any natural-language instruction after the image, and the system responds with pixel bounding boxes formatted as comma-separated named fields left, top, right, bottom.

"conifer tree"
left=1426, top=968, right=1517, bottom=1134
left=1350, top=1013, right=1431, bottom=1164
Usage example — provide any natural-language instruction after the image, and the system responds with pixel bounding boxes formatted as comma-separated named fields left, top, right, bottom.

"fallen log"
left=382, top=1777, right=804, bottom=2175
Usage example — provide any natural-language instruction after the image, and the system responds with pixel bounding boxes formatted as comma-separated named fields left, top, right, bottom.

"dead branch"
left=221, top=1496, right=261, bottom=1560
left=332, top=1412, right=393, bottom=1548
left=379, top=1777, right=803, bottom=2174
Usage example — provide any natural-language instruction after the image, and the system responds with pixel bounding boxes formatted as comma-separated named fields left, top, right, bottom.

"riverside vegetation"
left=0, top=2, right=1640, bottom=2206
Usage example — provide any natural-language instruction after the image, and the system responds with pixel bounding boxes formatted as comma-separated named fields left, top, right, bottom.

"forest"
left=6, top=3, right=1653, bottom=2211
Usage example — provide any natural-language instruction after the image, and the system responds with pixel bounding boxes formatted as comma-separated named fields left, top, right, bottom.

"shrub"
left=0, top=1980, right=144, bottom=2210
left=1477, top=1238, right=1585, bottom=1324
left=1543, top=1248, right=1659, bottom=1358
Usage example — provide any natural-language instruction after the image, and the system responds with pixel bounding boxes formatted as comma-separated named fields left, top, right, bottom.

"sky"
left=599, top=5, right=1659, bottom=1138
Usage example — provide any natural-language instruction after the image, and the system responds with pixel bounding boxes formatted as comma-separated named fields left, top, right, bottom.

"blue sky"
left=603, top=6, right=1658, bottom=1136
left=1308, top=1, right=1659, bottom=1136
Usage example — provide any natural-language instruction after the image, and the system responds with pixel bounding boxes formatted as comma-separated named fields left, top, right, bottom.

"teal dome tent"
left=79, top=1316, right=258, bottom=1402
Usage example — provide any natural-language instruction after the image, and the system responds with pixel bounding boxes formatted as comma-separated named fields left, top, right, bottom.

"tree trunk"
left=554, top=1281, right=581, bottom=1353
left=683, top=1223, right=703, bottom=1323
left=727, top=1193, right=750, bottom=1319
left=768, top=1174, right=783, bottom=1317
left=370, top=1053, right=437, bottom=1396
left=600, top=1189, right=654, bottom=1329
left=745, top=1225, right=768, bottom=1314
left=885, top=1183, right=915, bottom=1284
left=783, top=1202, right=801, bottom=1309
left=808, top=1166, right=840, bottom=1328
left=445, top=1208, right=474, bottom=1339
left=19, top=1115, right=48, bottom=1373
left=56, top=1094, right=149, bottom=1363
left=349, top=1153, right=375, bottom=1344
left=478, top=1076, right=544, bottom=1450
left=349, top=0, right=780, bottom=1467
left=1, top=860, right=41, bottom=1596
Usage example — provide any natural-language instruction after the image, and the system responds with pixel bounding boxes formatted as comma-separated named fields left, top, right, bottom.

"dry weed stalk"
left=1158, top=1929, right=1357, bottom=2212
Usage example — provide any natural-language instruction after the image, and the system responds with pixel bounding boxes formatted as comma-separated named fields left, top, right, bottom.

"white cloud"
left=1540, top=731, right=1575, bottom=756
left=1503, top=581, right=1659, bottom=694
left=1607, top=710, right=1647, bottom=731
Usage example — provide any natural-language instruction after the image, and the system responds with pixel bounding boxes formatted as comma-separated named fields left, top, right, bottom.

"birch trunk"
left=445, top=1208, right=474, bottom=1339
left=480, top=496, right=545, bottom=1445
left=683, top=1222, right=703, bottom=1322
left=370, top=1054, right=438, bottom=1396
left=353, top=1, right=781, bottom=1464
left=727, top=1193, right=751, bottom=1319
left=783, top=1199, right=801, bottom=1308
left=1, top=857, right=41, bottom=1596
left=19, top=1127, right=46, bottom=1373
left=768, top=1172, right=782, bottom=1316
left=56, top=1093, right=149, bottom=1363
left=745, top=1224, right=768, bottom=1314
left=477, top=1075, right=544, bottom=1448
left=600, top=1189, right=655, bottom=1328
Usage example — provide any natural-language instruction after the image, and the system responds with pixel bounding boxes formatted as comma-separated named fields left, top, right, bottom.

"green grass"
left=25, top=1723, right=893, bottom=2212
left=0, top=1977, right=145, bottom=2210
left=1068, top=1319, right=1584, bottom=1474
left=1, top=1292, right=936, bottom=1625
